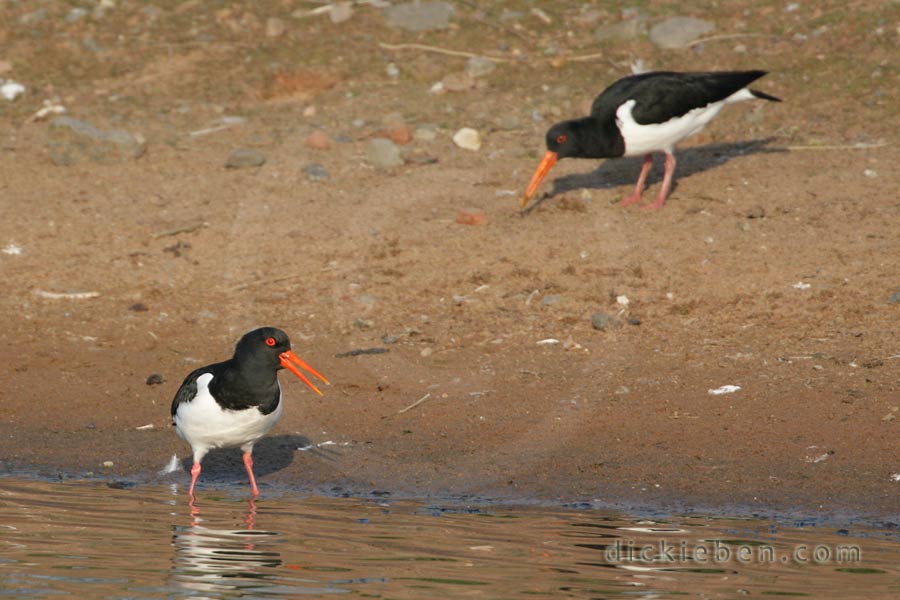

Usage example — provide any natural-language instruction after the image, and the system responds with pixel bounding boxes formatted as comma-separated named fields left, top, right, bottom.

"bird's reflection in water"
left=171, top=497, right=284, bottom=596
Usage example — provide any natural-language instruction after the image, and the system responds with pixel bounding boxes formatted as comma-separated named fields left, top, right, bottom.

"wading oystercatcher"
left=171, top=327, right=328, bottom=498
left=521, top=70, right=781, bottom=210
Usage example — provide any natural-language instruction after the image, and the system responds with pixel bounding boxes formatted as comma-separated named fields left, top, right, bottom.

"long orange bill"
left=521, top=150, right=558, bottom=208
left=279, top=350, right=329, bottom=396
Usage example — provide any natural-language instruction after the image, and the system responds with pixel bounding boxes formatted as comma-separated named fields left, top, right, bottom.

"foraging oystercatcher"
left=171, top=327, right=329, bottom=498
left=522, top=70, right=781, bottom=210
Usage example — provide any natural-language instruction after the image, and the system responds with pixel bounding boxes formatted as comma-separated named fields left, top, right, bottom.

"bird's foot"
left=619, top=192, right=643, bottom=207
left=640, top=198, right=666, bottom=211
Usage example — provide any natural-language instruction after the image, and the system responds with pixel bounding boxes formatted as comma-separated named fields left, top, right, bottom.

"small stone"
left=649, top=16, right=714, bottom=49
left=591, top=313, right=621, bottom=330
left=593, top=18, right=646, bottom=42
left=384, top=1, right=454, bottom=32
left=48, top=117, right=147, bottom=165
left=414, top=125, right=438, bottom=142
left=381, top=112, right=411, bottom=145
left=225, top=148, right=266, bottom=169
left=420, top=347, right=434, bottom=357
left=354, top=318, right=374, bottom=329
left=615, top=386, right=630, bottom=395
left=385, top=62, right=400, bottom=78
left=303, top=105, right=317, bottom=117
left=452, top=127, right=482, bottom=151
left=864, top=169, right=877, bottom=178
left=366, top=138, right=403, bottom=168
left=305, top=130, right=332, bottom=150
left=627, top=316, right=641, bottom=326
left=146, top=373, right=165, bottom=385
left=303, top=163, right=330, bottom=181
left=442, top=71, right=476, bottom=92
left=266, top=17, right=286, bottom=37
left=329, top=2, right=353, bottom=24
left=465, top=56, right=497, bottom=78
left=129, top=302, right=149, bottom=312
left=456, top=207, right=487, bottom=226
left=381, top=334, right=399, bottom=344
left=888, top=292, right=900, bottom=304
left=746, top=205, right=766, bottom=219
left=102, top=461, right=114, bottom=468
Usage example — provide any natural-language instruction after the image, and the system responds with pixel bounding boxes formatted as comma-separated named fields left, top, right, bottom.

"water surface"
left=1, top=477, right=898, bottom=598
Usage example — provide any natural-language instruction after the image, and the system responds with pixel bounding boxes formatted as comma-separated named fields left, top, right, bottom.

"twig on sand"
left=686, top=33, right=784, bottom=48
left=33, top=289, right=100, bottom=300
left=152, top=222, right=208, bottom=238
left=378, top=42, right=511, bottom=62
left=397, top=393, right=431, bottom=414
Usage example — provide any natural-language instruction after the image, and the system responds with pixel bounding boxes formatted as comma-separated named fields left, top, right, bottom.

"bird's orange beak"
left=521, top=150, right=558, bottom=208
left=279, top=350, right=329, bottom=396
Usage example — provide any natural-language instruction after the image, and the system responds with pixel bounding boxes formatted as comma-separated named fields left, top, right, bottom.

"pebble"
left=452, top=127, right=482, bottom=151
left=593, top=18, right=646, bottom=42
left=442, top=71, right=476, bottom=92
left=420, top=347, right=434, bottom=357
left=746, top=205, right=766, bottom=219
left=305, top=130, right=332, bottom=150
left=102, top=461, right=114, bottom=468
left=266, top=17, right=286, bottom=37
left=384, top=1, right=454, bottom=32
left=385, top=62, right=400, bottom=78
left=303, top=163, right=330, bottom=181
left=649, top=16, right=714, bottom=49
left=381, top=112, right=411, bottom=145
left=414, top=124, right=438, bottom=142
left=1, top=81, right=25, bottom=101
left=591, top=313, right=621, bottom=330
left=465, top=56, right=496, bottom=78
left=329, top=2, right=354, bottom=24
left=366, top=138, right=403, bottom=168
left=888, top=292, right=900, bottom=304
left=456, top=207, right=487, bottom=226
left=225, top=148, right=266, bottom=169
left=146, top=374, right=165, bottom=385
left=48, top=116, right=147, bottom=165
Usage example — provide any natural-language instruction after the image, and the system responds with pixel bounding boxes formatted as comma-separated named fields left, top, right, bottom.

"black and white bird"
left=521, top=70, right=781, bottom=210
left=170, top=327, right=329, bottom=498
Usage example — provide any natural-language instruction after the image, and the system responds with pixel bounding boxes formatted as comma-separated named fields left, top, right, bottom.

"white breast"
left=174, top=373, right=283, bottom=461
left=616, top=88, right=755, bottom=156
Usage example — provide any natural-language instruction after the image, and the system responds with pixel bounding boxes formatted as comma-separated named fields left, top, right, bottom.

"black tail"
left=750, top=88, right=781, bottom=102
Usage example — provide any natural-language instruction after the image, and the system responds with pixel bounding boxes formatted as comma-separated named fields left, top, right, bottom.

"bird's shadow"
left=526, top=137, right=784, bottom=212
left=178, top=433, right=341, bottom=483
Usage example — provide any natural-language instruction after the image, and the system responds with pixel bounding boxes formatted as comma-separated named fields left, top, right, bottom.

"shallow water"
left=1, top=477, right=898, bottom=598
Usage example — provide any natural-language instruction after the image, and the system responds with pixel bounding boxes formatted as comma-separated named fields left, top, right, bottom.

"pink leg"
left=188, top=462, right=201, bottom=498
left=243, top=451, right=260, bottom=497
left=642, top=152, right=676, bottom=210
left=620, top=154, right=653, bottom=206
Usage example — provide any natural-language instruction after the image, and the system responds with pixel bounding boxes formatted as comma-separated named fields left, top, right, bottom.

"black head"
left=545, top=121, right=581, bottom=158
left=232, top=326, right=329, bottom=395
left=233, top=327, right=292, bottom=370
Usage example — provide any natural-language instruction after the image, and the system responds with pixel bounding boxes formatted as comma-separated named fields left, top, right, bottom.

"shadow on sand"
left=178, top=433, right=340, bottom=485
left=523, top=137, right=785, bottom=213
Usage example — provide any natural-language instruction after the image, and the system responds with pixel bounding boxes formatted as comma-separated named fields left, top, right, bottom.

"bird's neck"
left=571, top=116, right=625, bottom=159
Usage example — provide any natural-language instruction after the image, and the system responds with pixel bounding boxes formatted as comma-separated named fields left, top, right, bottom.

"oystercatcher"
left=171, top=327, right=329, bottom=498
left=521, top=70, right=781, bottom=210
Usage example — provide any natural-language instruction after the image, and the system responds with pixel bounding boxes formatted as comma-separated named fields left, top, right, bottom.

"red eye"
left=556, top=134, right=568, bottom=144
left=265, top=337, right=276, bottom=347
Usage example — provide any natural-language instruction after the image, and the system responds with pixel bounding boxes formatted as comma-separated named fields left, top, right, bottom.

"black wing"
left=591, top=71, right=770, bottom=125
left=170, top=366, right=208, bottom=420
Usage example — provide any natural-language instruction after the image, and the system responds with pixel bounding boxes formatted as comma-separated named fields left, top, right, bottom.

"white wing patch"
left=173, top=372, right=283, bottom=462
left=616, top=88, right=756, bottom=156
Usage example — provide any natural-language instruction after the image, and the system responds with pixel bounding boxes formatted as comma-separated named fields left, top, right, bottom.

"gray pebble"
left=48, top=116, right=146, bottom=165
left=146, top=374, right=165, bottom=386
left=303, top=163, right=330, bottom=181
left=593, top=18, right=646, bottom=43
left=889, top=292, right=900, bottom=304
left=465, top=56, right=497, bottom=78
left=366, top=138, right=403, bottom=168
left=649, top=16, right=714, bottom=49
left=225, top=148, right=266, bottom=169
left=591, top=313, right=621, bottom=330
left=384, top=1, right=454, bottom=32
left=381, top=334, right=400, bottom=344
